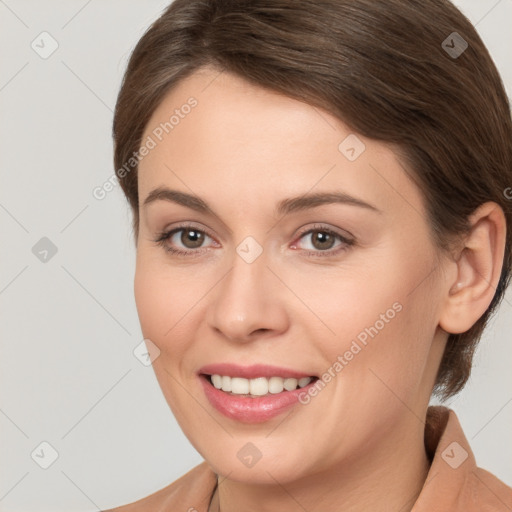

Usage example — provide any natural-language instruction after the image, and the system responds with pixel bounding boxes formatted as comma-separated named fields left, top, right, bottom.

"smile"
left=209, top=374, right=314, bottom=396
left=198, top=364, right=319, bottom=423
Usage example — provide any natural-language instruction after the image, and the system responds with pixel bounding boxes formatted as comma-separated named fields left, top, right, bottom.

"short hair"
left=112, top=0, right=512, bottom=399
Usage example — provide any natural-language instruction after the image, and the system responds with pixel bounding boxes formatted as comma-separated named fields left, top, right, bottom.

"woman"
left=104, top=0, right=512, bottom=510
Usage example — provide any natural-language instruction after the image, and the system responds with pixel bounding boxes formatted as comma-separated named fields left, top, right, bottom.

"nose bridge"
left=207, top=237, right=287, bottom=341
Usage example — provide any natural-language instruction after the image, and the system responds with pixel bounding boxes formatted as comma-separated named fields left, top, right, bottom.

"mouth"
left=198, top=364, right=320, bottom=423
left=202, top=374, right=318, bottom=397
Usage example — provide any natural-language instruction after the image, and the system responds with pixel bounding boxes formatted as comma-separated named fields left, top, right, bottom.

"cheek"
left=285, top=260, right=406, bottom=357
left=133, top=253, right=192, bottom=354
left=133, top=255, right=202, bottom=420
left=343, top=277, right=439, bottom=409
left=134, top=260, right=165, bottom=344
left=309, top=251, right=439, bottom=395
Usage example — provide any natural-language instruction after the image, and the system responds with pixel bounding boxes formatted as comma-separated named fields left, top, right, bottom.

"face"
left=134, top=66, right=449, bottom=484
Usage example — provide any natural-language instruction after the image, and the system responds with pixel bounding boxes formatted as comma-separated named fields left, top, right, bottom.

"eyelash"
left=153, top=222, right=355, bottom=259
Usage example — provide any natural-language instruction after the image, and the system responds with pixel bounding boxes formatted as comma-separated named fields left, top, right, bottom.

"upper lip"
left=199, top=363, right=316, bottom=380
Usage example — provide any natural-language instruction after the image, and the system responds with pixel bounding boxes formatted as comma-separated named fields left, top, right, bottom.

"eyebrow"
left=142, top=187, right=381, bottom=219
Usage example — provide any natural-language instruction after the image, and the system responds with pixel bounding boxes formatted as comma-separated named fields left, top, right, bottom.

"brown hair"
left=112, top=0, right=512, bottom=399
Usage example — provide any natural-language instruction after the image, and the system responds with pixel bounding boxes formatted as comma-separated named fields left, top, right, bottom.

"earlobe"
left=439, top=202, right=506, bottom=334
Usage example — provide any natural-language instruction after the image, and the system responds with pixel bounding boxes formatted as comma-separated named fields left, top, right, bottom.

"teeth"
left=283, top=378, right=298, bottom=391
left=249, top=377, right=268, bottom=396
left=221, top=375, right=232, bottom=392
left=231, top=377, right=249, bottom=394
left=268, top=376, right=284, bottom=394
left=211, top=374, right=222, bottom=389
left=209, top=375, right=313, bottom=396
left=298, top=377, right=312, bottom=388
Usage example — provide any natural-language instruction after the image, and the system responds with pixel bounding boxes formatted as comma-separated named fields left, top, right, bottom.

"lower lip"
left=199, top=375, right=317, bottom=423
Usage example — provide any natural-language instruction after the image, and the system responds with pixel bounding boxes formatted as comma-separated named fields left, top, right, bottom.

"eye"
left=291, top=224, right=355, bottom=257
left=153, top=223, right=217, bottom=257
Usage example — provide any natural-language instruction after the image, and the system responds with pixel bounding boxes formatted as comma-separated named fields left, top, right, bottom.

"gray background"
left=0, top=1, right=511, bottom=510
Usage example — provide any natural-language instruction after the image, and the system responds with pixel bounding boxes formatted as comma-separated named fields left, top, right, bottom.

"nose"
left=206, top=245, right=290, bottom=343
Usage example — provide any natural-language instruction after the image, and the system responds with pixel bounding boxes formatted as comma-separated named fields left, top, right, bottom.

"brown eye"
left=154, top=223, right=216, bottom=256
left=308, top=230, right=337, bottom=251
left=292, top=224, right=355, bottom=258
left=179, top=228, right=205, bottom=249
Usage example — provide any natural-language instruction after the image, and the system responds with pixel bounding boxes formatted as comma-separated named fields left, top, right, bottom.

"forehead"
left=138, top=67, right=425, bottom=221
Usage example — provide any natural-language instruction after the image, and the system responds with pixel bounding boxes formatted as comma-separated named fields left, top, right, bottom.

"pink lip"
left=198, top=367, right=318, bottom=424
left=198, top=363, right=315, bottom=380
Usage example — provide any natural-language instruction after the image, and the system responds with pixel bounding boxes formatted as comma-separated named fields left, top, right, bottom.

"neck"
left=214, top=415, right=430, bottom=512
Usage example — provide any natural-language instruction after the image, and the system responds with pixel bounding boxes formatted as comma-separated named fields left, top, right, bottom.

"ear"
left=439, top=202, right=507, bottom=334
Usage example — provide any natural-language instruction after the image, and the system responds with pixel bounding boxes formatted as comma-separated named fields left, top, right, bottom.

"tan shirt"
left=103, top=406, right=512, bottom=511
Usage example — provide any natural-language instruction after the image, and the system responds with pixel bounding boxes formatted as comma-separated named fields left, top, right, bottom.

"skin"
left=134, top=65, right=506, bottom=512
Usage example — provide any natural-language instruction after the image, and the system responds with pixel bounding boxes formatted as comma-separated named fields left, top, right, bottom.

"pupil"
left=183, top=229, right=204, bottom=248
left=314, top=231, right=333, bottom=250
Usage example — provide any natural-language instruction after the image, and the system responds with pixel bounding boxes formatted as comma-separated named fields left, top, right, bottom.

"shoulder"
left=101, top=461, right=217, bottom=512
left=420, top=406, right=512, bottom=511
left=468, top=466, right=512, bottom=511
